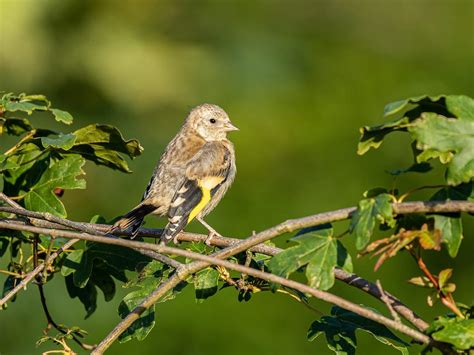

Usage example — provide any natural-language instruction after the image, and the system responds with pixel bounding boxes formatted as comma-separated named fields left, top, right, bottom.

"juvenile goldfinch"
left=110, top=104, right=238, bottom=244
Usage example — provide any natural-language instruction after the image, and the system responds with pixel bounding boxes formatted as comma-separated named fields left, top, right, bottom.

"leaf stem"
left=415, top=254, right=464, bottom=318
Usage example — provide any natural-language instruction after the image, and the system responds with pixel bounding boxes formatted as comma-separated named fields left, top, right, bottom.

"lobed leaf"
left=24, top=155, right=86, bottom=217
left=268, top=225, right=349, bottom=291
left=428, top=317, right=474, bottom=350
left=409, top=113, right=474, bottom=185
left=357, top=94, right=474, bottom=186
left=74, top=124, right=143, bottom=157
left=65, top=274, right=97, bottom=318
left=50, top=108, right=73, bottom=125
left=71, top=124, right=143, bottom=173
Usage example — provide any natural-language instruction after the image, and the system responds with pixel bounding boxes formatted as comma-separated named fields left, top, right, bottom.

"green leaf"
left=73, top=124, right=143, bottom=158
left=0, top=117, right=33, bottom=136
left=336, top=241, right=353, bottom=273
left=358, top=94, right=465, bottom=156
left=71, top=144, right=135, bottom=173
left=433, top=215, right=463, bottom=257
left=0, top=155, right=20, bottom=172
left=194, top=268, right=220, bottom=302
left=445, top=95, right=474, bottom=120
left=0, top=93, right=50, bottom=115
left=357, top=116, right=408, bottom=155
left=70, top=124, right=143, bottom=173
left=383, top=94, right=446, bottom=117
left=64, top=242, right=150, bottom=288
left=431, top=182, right=473, bottom=201
left=409, top=113, right=474, bottom=185
left=65, top=275, right=97, bottom=318
left=268, top=225, right=339, bottom=290
left=429, top=317, right=474, bottom=350
left=350, top=193, right=396, bottom=250
left=61, top=250, right=84, bottom=277
left=2, top=275, right=20, bottom=308
left=0, top=237, right=9, bottom=257
left=124, top=260, right=166, bottom=288
left=386, top=162, right=432, bottom=176
left=24, top=155, right=86, bottom=217
left=50, top=108, right=73, bottom=125
left=3, top=101, right=48, bottom=115
left=117, top=259, right=187, bottom=343
left=118, top=288, right=156, bottom=342
left=41, top=133, right=76, bottom=150
left=1, top=143, right=49, bottom=196
left=308, top=306, right=409, bottom=355
left=63, top=243, right=149, bottom=317
left=438, top=268, right=452, bottom=289
left=91, top=271, right=116, bottom=302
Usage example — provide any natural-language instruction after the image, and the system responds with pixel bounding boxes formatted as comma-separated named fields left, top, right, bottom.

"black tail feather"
left=111, top=204, right=157, bottom=238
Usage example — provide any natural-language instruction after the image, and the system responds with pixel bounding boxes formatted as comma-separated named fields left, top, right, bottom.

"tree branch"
left=2, top=199, right=472, bottom=352
left=0, top=220, right=432, bottom=351
left=0, top=204, right=182, bottom=270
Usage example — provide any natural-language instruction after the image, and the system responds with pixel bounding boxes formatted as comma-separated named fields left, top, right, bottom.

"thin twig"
left=333, top=268, right=428, bottom=331
left=376, top=280, right=401, bottom=323
left=33, top=235, right=95, bottom=351
left=0, top=238, right=78, bottom=308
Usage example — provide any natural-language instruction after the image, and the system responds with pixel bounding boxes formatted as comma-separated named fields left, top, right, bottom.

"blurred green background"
left=1, top=0, right=473, bottom=354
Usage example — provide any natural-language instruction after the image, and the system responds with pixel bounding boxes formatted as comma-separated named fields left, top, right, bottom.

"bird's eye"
left=209, top=118, right=216, bottom=124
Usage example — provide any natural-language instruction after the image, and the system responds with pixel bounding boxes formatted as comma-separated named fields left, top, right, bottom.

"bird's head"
left=186, top=103, right=238, bottom=141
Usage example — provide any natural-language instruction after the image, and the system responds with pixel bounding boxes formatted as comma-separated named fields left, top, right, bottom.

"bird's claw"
left=205, top=232, right=215, bottom=246
left=172, top=234, right=181, bottom=245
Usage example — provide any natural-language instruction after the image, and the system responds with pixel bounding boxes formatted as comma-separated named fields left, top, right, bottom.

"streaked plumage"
left=110, top=104, right=237, bottom=244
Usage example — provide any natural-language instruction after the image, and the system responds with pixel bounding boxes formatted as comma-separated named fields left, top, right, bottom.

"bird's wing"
left=162, top=142, right=231, bottom=242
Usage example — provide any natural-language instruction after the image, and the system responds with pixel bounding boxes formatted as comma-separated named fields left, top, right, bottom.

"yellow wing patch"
left=187, top=176, right=224, bottom=223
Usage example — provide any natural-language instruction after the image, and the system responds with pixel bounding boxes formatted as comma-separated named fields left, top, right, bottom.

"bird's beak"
left=224, top=122, right=239, bottom=132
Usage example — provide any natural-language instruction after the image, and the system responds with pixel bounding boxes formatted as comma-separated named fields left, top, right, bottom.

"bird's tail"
left=109, top=203, right=157, bottom=238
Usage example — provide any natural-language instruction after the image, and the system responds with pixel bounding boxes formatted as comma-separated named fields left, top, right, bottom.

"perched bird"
left=110, top=104, right=238, bottom=244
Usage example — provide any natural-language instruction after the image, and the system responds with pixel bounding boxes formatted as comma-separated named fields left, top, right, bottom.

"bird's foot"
left=205, top=232, right=215, bottom=246
left=172, top=234, right=181, bottom=245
